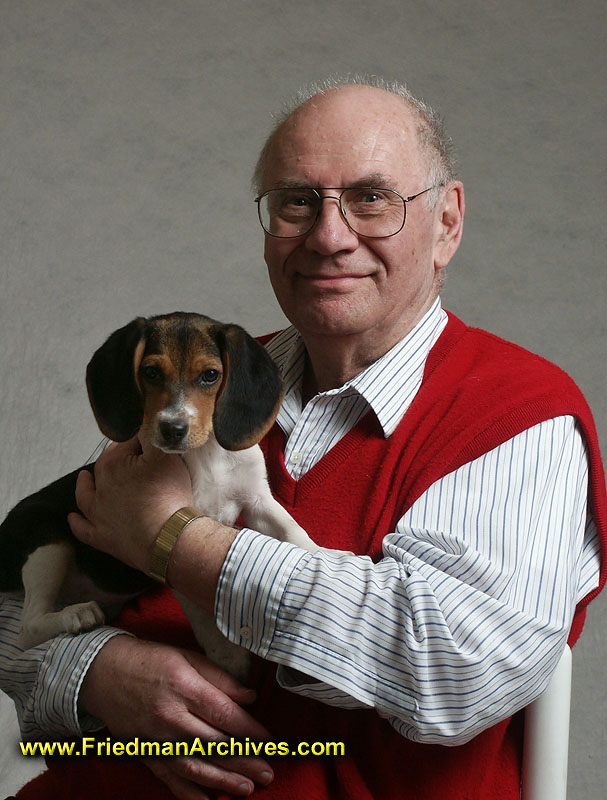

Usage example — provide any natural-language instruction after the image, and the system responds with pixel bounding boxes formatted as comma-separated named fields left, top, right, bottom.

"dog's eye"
left=140, top=365, right=163, bottom=384
left=197, top=369, right=221, bottom=386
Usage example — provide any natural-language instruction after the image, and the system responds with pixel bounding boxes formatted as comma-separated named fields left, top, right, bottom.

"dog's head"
left=86, top=312, right=283, bottom=452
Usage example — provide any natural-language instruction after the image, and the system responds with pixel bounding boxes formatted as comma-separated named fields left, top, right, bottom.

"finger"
left=94, top=437, right=140, bottom=472
left=103, top=435, right=142, bottom=460
left=207, top=754, right=274, bottom=786
left=74, top=468, right=96, bottom=516
left=123, top=433, right=143, bottom=455
left=180, top=756, right=259, bottom=796
left=187, top=680, right=271, bottom=740
left=138, top=431, right=161, bottom=460
left=102, top=440, right=119, bottom=452
left=138, top=430, right=177, bottom=462
left=139, top=435, right=183, bottom=469
left=92, top=440, right=119, bottom=472
left=182, top=651, right=257, bottom=704
left=67, top=511, right=96, bottom=543
left=145, top=759, right=211, bottom=800
left=147, top=755, right=264, bottom=798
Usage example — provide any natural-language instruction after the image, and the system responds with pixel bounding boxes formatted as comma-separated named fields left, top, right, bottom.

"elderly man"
left=5, top=79, right=606, bottom=800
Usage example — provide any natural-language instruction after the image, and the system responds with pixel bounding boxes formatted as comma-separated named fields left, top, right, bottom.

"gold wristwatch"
left=149, top=506, right=202, bottom=584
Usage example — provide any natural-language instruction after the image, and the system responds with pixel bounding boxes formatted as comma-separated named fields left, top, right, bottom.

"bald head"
left=253, top=79, right=454, bottom=202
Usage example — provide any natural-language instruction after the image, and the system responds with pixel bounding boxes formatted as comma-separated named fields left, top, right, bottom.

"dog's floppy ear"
left=210, top=324, right=283, bottom=451
left=86, top=317, right=148, bottom=441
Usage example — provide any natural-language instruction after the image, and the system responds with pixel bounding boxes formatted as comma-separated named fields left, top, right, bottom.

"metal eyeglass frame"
left=254, top=185, right=443, bottom=239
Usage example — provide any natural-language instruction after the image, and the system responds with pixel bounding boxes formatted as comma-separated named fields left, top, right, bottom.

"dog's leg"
left=18, top=542, right=105, bottom=650
left=175, top=592, right=251, bottom=682
left=243, top=494, right=321, bottom=553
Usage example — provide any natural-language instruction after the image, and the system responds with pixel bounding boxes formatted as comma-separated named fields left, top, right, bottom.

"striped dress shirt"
left=216, top=299, right=601, bottom=744
left=0, top=299, right=601, bottom=744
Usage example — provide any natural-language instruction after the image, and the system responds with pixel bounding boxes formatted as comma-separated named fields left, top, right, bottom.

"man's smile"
left=296, top=272, right=371, bottom=290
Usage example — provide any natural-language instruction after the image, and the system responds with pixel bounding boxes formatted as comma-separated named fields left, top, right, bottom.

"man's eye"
left=275, top=191, right=317, bottom=217
left=197, top=369, right=221, bottom=386
left=346, top=189, right=392, bottom=215
left=141, top=365, right=163, bottom=384
left=287, top=195, right=312, bottom=207
left=352, top=190, right=387, bottom=204
left=281, top=195, right=314, bottom=211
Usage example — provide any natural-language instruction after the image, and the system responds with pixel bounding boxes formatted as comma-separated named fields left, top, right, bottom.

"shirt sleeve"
left=215, top=416, right=601, bottom=745
left=0, top=594, right=131, bottom=740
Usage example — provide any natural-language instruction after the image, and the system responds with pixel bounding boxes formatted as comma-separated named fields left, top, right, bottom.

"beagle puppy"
left=0, top=312, right=319, bottom=678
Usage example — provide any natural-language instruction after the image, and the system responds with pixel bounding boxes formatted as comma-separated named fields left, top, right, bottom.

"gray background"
left=1, top=0, right=605, bottom=795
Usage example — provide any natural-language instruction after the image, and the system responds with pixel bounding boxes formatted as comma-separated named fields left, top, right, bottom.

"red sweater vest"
left=19, top=313, right=607, bottom=800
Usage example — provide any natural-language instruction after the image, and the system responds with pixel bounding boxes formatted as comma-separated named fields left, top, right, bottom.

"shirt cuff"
left=215, top=528, right=309, bottom=657
left=275, top=665, right=370, bottom=709
left=33, top=627, right=133, bottom=738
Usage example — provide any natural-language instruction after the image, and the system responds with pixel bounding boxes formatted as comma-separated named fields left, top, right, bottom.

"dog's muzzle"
left=158, top=418, right=189, bottom=449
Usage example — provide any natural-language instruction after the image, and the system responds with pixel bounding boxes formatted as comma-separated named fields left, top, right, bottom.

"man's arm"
left=214, top=417, right=599, bottom=744
left=0, top=594, right=275, bottom=798
left=69, top=417, right=600, bottom=746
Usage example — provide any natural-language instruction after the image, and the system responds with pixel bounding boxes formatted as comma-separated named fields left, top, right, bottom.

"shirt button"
left=291, top=452, right=302, bottom=464
left=240, top=626, right=252, bottom=639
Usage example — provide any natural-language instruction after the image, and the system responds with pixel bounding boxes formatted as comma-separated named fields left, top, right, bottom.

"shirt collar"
left=265, top=298, right=448, bottom=437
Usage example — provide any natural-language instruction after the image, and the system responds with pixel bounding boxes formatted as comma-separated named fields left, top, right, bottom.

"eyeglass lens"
left=258, top=188, right=406, bottom=238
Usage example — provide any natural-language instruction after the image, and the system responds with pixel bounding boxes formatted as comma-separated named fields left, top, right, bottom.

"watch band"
left=149, top=506, right=202, bottom=584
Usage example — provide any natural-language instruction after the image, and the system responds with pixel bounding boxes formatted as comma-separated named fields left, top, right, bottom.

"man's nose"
left=303, top=196, right=358, bottom=254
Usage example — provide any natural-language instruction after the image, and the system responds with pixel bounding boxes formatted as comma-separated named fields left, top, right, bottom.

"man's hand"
left=80, top=636, right=274, bottom=799
left=68, top=435, right=193, bottom=573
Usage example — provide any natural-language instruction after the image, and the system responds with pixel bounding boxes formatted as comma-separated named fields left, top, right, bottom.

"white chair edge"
left=521, top=644, right=572, bottom=800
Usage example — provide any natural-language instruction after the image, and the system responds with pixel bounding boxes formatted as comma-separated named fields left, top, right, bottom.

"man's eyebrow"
left=269, top=180, right=314, bottom=189
left=270, top=174, right=398, bottom=190
left=346, top=174, right=398, bottom=189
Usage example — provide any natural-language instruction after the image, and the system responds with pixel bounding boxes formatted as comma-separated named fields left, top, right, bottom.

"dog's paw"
left=60, top=601, right=106, bottom=634
left=18, top=602, right=106, bottom=650
left=283, top=528, right=322, bottom=553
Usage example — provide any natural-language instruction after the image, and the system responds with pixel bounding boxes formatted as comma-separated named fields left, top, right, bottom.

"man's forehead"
left=265, top=93, right=423, bottom=188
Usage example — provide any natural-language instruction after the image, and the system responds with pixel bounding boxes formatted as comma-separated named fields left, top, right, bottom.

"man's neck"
left=298, top=296, right=441, bottom=404
left=301, top=344, right=366, bottom=403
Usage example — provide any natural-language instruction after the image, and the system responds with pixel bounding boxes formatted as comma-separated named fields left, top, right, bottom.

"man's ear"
left=433, top=181, right=465, bottom=271
left=86, top=318, right=148, bottom=441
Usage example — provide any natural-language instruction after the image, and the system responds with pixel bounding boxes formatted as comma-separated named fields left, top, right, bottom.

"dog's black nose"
left=159, top=419, right=189, bottom=445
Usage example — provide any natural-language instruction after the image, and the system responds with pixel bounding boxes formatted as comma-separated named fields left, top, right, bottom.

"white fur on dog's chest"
left=183, top=435, right=269, bottom=526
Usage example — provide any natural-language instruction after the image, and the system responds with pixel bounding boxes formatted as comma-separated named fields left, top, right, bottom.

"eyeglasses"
left=255, top=185, right=441, bottom=239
